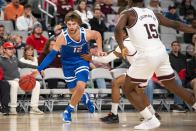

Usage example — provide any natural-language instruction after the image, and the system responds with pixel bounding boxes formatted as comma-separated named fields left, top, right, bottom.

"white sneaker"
left=134, top=115, right=160, bottom=130
left=9, top=108, right=17, bottom=115
left=30, top=108, right=44, bottom=115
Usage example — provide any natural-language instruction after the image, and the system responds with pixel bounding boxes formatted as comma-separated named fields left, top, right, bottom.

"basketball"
left=19, top=75, right=36, bottom=92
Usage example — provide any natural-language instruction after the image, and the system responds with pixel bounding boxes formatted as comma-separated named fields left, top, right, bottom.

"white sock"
left=69, top=104, right=74, bottom=108
left=140, top=107, right=153, bottom=120
left=111, top=103, right=118, bottom=115
left=192, top=102, right=196, bottom=110
left=148, top=104, right=155, bottom=115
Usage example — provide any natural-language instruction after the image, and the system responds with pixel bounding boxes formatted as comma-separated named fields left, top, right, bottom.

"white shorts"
left=127, top=48, right=174, bottom=87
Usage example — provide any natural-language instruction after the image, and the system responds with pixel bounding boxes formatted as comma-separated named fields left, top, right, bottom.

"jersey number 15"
left=144, top=24, right=159, bottom=39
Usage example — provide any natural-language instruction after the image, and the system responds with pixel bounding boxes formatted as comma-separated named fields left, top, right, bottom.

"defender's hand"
left=80, top=52, right=92, bottom=62
left=97, top=51, right=107, bottom=56
left=121, top=47, right=129, bottom=59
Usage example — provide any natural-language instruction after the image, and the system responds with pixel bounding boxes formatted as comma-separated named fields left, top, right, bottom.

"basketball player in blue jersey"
left=31, top=11, right=106, bottom=123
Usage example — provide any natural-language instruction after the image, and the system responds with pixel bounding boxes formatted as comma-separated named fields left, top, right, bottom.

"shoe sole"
left=172, top=110, right=186, bottom=113
left=62, top=113, right=72, bottom=123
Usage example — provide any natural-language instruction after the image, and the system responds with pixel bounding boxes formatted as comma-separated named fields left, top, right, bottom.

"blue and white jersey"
left=60, top=27, right=90, bottom=88
left=61, top=27, right=88, bottom=64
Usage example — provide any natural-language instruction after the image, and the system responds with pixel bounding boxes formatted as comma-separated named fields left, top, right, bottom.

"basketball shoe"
left=134, top=115, right=161, bottom=130
left=100, top=112, right=119, bottom=123
left=81, top=92, right=95, bottom=113
left=62, top=105, right=73, bottom=123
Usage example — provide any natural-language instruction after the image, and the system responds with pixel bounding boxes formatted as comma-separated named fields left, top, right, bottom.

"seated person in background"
left=169, top=41, right=186, bottom=84
left=147, top=0, right=163, bottom=14
left=183, top=18, right=196, bottom=44
left=16, top=4, right=37, bottom=33
left=38, top=38, right=62, bottom=89
left=145, top=72, right=186, bottom=113
left=89, top=9, right=107, bottom=40
left=4, top=0, right=24, bottom=22
left=179, top=0, right=195, bottom=18
left=0, top=25, right=10, bottom=46
left=26, top=22, right=48, bottom=54
left=75, top=0, right=93, bottom=29
left=186, top=45, right=196, bottom=98
left=0, top=65, right=10, bottom=115
left=57, top=0, right=73, bottom=24
left=50, top=24, right=62, bottom=41
left=183, top=9, right=195, bottom=25
left=0, top=42, right=43, bottom=115
left=14, top=35, right=26, bottom=49
left=20, top=45, right=38, bottom=66
left=89, top=43, right=110, bottom=98
left=100, top=0, right=115, bottom=17
left=165, top=5, right=181, bottom=22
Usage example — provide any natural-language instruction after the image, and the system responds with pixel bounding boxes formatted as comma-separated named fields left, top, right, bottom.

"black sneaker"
left=100, top=112, right=119, bottom=124
left=1, top=106, right=9, bottom=115
left=139, top=112, right=161, bottom=121
left=173, top=104, right=186, bottom=113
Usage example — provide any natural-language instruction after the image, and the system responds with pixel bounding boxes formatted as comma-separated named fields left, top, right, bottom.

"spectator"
left=4, top=0, right=24, bottom=21
left=146, top=72, right=186, bottom=113
left=0, top=45, right=3, bottom=55
left=179, top=0, right=195, bottom=17
left=184, top=18, right=196, bottom=43
left=0, top=65, right=10, bottom=115
left=0, top=7, right=4, bottom=20
left=0, top=25, right=6, bottom=46
left=108, top=6, right=125, bottom=32
left=100, top=0, right=115, bottom=17
left=26, top=22, right=48, bottom=54
left=20, top=45, right=38, bottom=66
left=14, top=35, right=26, bottom=49
left=117, top=0, right=128, bottom=7
left=75, top=0, right=93, bottom=29
left=89, top=9, right=107, bottom=40
left=89, top=43, right=110, bottom=98
left=38, top=39, right=62, bottom=89
left=169, top=41, right=187, bottom=84
left=50, top=24, right=62, bottom=40
left=165, top=5, right=181, bottom=22
left=0, top=42, right=43, bottom=115
left=186, top=46, right=196, bottom=98
left=16, top=4, right=37, bottom=32
left=57, top=0, right=73, bottom=24
left=184, top=9, right=195, bottom=25
left=147, top=0, right=163, bottom=14
left=193, top=34, right=196, bottom=55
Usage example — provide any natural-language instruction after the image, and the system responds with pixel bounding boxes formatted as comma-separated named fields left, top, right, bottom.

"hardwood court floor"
left=0, top=112, right=196, bottom=131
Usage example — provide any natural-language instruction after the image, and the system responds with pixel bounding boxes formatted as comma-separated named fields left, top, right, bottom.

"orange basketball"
left=19, top=75, right=36, bottom=92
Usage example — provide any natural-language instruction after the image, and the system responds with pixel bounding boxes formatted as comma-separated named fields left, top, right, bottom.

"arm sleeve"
left=37, top=49, right=58, bottom=72
left=92, top=52, right=118, bottom=63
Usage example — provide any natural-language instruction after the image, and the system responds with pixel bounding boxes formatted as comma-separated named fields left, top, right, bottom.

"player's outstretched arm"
left=156, top=13, right=196, bottom=33
left=85, top=29, right=106, bottom=56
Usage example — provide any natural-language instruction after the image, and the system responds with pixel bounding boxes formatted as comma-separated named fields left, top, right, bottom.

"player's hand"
left=97, top=51, right=107, bottom=56
left=80, top=52, right=92, bottom=62
left=31, top=69, right=39, bottom=77
left=31, top=70, right=45, bottom=77
left=121, top=47, right=129, bottom=59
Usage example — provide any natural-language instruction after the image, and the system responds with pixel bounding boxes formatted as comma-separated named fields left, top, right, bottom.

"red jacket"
left=0, top=66, right=3, bottom=80
left=26, top=34, right=48, bottom=53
